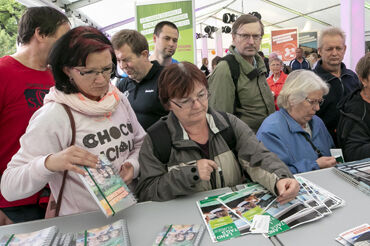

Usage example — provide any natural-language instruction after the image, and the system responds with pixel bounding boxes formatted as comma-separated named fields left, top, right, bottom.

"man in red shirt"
left=0, top=6, right=70, bottom=224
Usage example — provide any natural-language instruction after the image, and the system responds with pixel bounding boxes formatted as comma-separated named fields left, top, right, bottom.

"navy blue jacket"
left=289, top=58, right=311, bottom=71
left=314, top=60, right=360, bottom=145
left=116, top=61, right=168, bottom=130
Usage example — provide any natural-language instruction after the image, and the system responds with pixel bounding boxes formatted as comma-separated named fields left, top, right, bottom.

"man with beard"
left=149, top=21, right=179, bottom=66
left=314, top=27, right=360, bottom=145
left=208, top=14, right=275, bottom=133
left=112, top=30, right=168, bottom=130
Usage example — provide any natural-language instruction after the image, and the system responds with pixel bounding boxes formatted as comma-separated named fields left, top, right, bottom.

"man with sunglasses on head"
left=208, top=14, right=275, bottom=133
left=0, top=7, right=70, bottom=224
left=112, top=30, right=168, bottom=130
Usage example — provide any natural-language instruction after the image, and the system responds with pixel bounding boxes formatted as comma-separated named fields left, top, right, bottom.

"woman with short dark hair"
left=135, top=61, right=299, bottom=203
left=1, top=26, right=145, bottom=216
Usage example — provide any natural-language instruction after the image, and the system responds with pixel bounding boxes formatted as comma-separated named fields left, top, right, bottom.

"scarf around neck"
left=44, top=83, right=122, bottom=116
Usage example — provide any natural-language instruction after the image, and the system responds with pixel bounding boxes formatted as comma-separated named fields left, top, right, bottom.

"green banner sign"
left=136, top=0, right=195, bottom=63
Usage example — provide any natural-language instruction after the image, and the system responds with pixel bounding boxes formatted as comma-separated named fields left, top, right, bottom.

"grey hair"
left=318, top=27, right=346, bottom=49
left=277, top=70, right=329, bottom=110
left=269, top=57, right=283, bottom=65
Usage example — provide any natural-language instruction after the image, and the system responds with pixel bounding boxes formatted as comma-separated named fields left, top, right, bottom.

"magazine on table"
left=296, top=176, right=346, bottom=209
left=295, top=176, right=332, bottom=215
left=0, top=226, right=58, bottom=246
left=78, top=153, right=137, bottom=217
left=217, top=183, right=290, bottom=237
left=51, top=232, right=74, bottom=246
left=75, top=219, right=130, bottom=246
left=196, top=195, right=250, bottom=242
left=333, top=158, right=370, bottom=195
left=152, top=224, right=205, bottom=246
left=335, top=223, right=370, bottom=246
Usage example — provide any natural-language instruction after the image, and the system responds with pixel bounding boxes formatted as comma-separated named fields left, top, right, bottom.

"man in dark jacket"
left=314, top=27, right=360, bottom=145
left=111, top=30, right=168, bottom=130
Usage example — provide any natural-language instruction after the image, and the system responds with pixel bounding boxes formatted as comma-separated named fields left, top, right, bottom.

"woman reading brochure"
left=135, top=62, right=299, bottom=202
left=1, top=27, right=145, bottom=216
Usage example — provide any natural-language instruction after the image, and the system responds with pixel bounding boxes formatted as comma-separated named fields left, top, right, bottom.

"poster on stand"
left=299, top=31, right=318, bottom=49
left=271, top=28, right=298, bottom=63
left=136, top=0, right=195, bottom=63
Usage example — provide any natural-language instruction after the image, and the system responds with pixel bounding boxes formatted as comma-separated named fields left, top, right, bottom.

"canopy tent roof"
left=16, top=0, right=370, bottom=40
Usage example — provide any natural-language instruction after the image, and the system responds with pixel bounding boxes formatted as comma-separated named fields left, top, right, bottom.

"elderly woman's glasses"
left=73, top=64, right=114, bottom=79
left=171, top=92, right=210, bottom=109
left=305, top=98, right=324, bottom=106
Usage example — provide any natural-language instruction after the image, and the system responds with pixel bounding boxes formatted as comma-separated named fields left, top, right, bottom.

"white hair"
left=277, top=70, right=329, bottom=110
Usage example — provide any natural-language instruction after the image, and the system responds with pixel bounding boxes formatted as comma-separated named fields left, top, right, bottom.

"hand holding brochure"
left=152, top=224, right=205, bottom=246
left=78, top=154, right=137, bottom=217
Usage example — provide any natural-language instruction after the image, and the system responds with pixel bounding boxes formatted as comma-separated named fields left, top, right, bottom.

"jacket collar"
left=280, top=108, right=321, bottom=138
left=229, top=45, right=267, bottom=75
left=314, top=60, right=354, bottom=81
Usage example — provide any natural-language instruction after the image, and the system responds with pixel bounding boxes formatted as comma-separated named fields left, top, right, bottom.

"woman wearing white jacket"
left=1, top=26, right=146, bottom=216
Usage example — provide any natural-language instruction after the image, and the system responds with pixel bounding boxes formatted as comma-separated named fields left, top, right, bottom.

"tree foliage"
left=0, top=0, right=26, bottom=57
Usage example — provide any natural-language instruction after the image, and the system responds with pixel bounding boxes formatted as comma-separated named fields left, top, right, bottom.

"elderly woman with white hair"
left=256, top=70, right=336, bottom=174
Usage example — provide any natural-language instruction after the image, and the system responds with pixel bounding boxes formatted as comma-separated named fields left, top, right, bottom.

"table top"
left=276, top=168, right=370, bottom=246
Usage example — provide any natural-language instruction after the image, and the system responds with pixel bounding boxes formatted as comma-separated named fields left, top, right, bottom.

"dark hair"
left=356, top=52, right=370, bottom=80
left=232, top=14, right=264, bottom=37
left=111, top=29, right=148, bottom=56
left=211, top=56, right=222, bottom=68
left=153, top=21, right=179, bottom=36
left=17, top=6, right=69, bottom=45
left=48, top=26, right=116, bottom=94
left=158, top=62, right=208, bottom=109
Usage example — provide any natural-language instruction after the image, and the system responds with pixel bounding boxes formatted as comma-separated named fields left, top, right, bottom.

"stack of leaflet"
left=196, top=177, right=345, bottom=243
left=0, top=219, right=130, bottom=246
left=335, top=224, right=370, bottom=245
left=333, top=158, right=370, bottom=196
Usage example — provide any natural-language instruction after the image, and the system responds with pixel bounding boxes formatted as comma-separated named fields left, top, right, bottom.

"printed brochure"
left=196, top=195, right=250, bottom=242
left=78, top=154, right=137, bottom=217
left=152, top=224, right=205, bottom=246
left=0, top=226, right=58, bottom=246
left=335, top=223, right=370, bottom=246
left=75, top=219, right=130, bottom=246
left=217, top=183, right=290, bottom=237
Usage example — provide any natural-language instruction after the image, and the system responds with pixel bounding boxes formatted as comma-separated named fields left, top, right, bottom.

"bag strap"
left=220, top=55, right=241, bottom=114
left=299, top=132, right=323, bottom=158
left=147, top=117, right=171, bottom=164
left=55, top=104, right=76, bottom=216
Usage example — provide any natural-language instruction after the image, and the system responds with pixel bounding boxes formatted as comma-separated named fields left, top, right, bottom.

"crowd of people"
left=0, top=6, right=368, bottom=225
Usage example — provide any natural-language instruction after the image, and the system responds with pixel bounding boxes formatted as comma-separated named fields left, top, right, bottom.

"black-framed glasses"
left=305, top=98, right=324, bottom=106
left=171, top=92, right=210, bottom=109
left=235, top=33, right=262, bottom=41
left=73, top=64, right=114, bottom=79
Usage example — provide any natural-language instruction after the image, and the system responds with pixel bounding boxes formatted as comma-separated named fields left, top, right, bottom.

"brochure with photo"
left=78, top=154, right=137, bottom=217
left=217, top=184, right=290, bottom=237
left=336, top=223, right=370, bottom=246
left=334, top=159, right=370, bottom=195
left=75, top=219, right=130, bottom=246
left=295, top=176, right=332, bottom=215
left=297, top=176, right=345, bottom=209
left=51, top=232, right=74, bottom=246
left=196, top=195, right=250, bottom=242
left=0, top=226, right=58, bottom=246
left=152, top=224, right=205, bottom=246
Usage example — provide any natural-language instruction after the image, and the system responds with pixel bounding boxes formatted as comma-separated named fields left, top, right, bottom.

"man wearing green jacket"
left=208, top=14, right=275, bottom=133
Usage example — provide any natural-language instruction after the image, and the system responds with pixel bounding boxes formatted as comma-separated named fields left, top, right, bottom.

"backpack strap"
left=220, top=55, right=241, bottom=113
left=218, top=111, right=251, bottom=183
left=55, top=104, right=76, bottom=216
left=147, top=117, right=171, bottom=164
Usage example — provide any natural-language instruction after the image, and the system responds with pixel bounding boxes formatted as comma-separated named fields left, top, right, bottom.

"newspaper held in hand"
left=78, top=153, right=137, bottom=217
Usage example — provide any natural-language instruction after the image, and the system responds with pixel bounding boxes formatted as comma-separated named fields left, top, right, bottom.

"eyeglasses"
left=73, top=64, right=114, bottom=80
left=235, top=33, right=262, bottom=41
left=171, top=91, right=210, bottom=109
left=305, top=98, right=324, bottom=106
